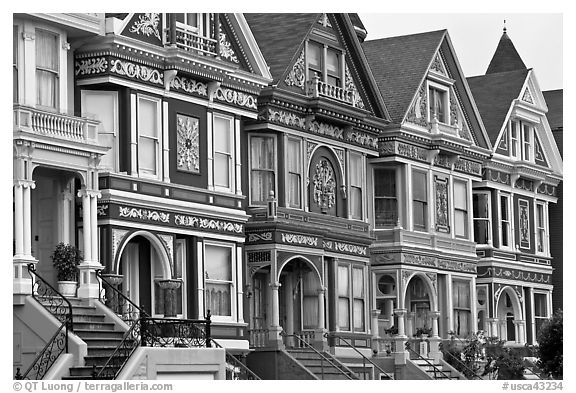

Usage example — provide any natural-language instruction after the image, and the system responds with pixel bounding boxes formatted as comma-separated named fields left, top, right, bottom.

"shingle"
left=543, top=89, right=563, bottom=131
left=467, top=69, right=529, bottom=144
left=486, top=31, right=527, bottom=74
left=362, top=30, right=446, bottom=124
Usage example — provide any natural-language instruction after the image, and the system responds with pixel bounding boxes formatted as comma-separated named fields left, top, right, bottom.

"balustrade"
left=306, top=78, right=355, bottom=105
left=173, top=27, right=217, bottom=56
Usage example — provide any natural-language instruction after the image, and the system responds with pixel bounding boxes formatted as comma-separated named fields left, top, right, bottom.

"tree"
left=537, top=309, right=563, bottom=379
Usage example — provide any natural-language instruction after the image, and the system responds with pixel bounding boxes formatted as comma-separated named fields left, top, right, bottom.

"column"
left=77, top=189, right=104, bottom=299
left=489, top=318, right=499, bottom=339
left=393, top=308, right=409, bottom=365
left=406, top=312, right=415, bottom=338
left=284, top=275, right=294, bottom=347
left=428, top=311, right=442, bottom=362
left=518, top=320, right=526, bottom=345
left=371, top=309, right=381, bottom=354
left=13, top=180, right=37, bottom=296
left=312, top=286, right=328, bottom=351
left=268, top=281, right=284, bottom=349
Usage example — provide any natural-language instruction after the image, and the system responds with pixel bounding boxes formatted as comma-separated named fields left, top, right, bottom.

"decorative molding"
left=97, top=204, right=109, bottom=216
left=175, top=214, right=243, bottom=234
left=170, top=76, right=208, bottom=96
left=176, top=114, right=200, bottom=173
left=344, top=64, right=365, bottom=109
left=112, top=228, right=130, bottom=264
left=247, top=251, right=271, bottom=263
left=333, top=241, right=367, bottom=256
left=307, top=141, right=319, bottom=161
left=119, top=206, right=170, bottom=223
left=345, top=129, right=378, bottom=149
left=378, top=141, right=395, bottom=155
left=396, top=142, right=428, bottom=162
left=214, top=86, right=257, bottom=109
left=218, top=26, right=239, bottom=64
left=308, top=121, right=344, bottom=140
left=129, top=13, right=161, bottom=40
left=402, top=253, right=476, bottom=273
left=109, top=59, right=163, bottom=85
left=75, top=57, right=108, bottom=76
left=280, top=233, right=318, bottom=246
left=518, top=199, right=530, bottom=249
left=433, top=154, right=451, bottom=169
left=401, top=270, right=413, bottom=285
left=478, top=267, right=550, bottom=284
left=248, top=232, right=273, bottom=242
left=403, top=254, right=436, bottom=268
left=425, top=272, right=437, bottom=292
left=313, top=159, right=336, bottom=211
left=522, top=88, right=534, bottom=104
left=430, top=53, right=446, bottom=75
left=406, top=83, right=429, bottom=127
left=284, top=49, right=306, bottom=88
left=515, top=178, right=534, bottom=192
left=537, top=183, right=556, bottom=197
left=157, top=234, right=174, bottom=271
left=497, top=129, right=509, bottom=151
left=454, top=158, right=482, bottom=176
left=484, top=169, right=511, bottom=185
left=262, top=108, right=307, bottom=129
left=333, top=148, right=345, bottom=172
left=435, top=175, right=450, bottom=233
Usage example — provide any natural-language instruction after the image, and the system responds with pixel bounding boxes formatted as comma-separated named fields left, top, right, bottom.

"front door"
left=119, top=237, right=153, bottom=315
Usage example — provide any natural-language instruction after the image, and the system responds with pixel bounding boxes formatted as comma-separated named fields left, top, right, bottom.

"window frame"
left=337, top=263, right=367, bottom=333
left=348, top=151, right=363, bottom=220
left=533, top=291, right=549, bottom=336
left=499, top=193, right=513, bottom=249
left=427, top=80, right=449, bottom=124
left=412, top=169, right=428, bottom=232
left=286, top=136, right=303, bottom=209
left=248, top=133, right=277, bottom=206
left=203, top=241, right=237, bottom=323
left=306, top=40, right=344, bottom=87
left=452, top=279, right=472, bottom=337
left=212, top=113, right=235, bottom=192
left=136, top=94, right=162, bottom=179
left=374, top=167, right=398, bottom=228
left=510, top=120, right=520, bottom=159
left=535, top=201, right=548, bottom=255
left=522, top=123, right=533, bottom=162
left=473, top=191, right=492, bottom=245
left=35, top=28, right=60, bottom=110
left=173, top=13, right=211, bottom=36
left=453, top=178, right=469, bottom=239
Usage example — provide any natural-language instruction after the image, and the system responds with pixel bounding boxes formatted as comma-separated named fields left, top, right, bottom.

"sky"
left=358, top=13, right=563, bottom=91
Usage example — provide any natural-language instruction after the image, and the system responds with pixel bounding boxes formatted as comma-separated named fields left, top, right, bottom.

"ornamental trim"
left=522, top=88, right=534, bottom=104
left=119, top=206, right=170, bottom=223
left=280, top=233, right=318, bottom=246
left=97, top=204, right=109, bottom=216
left=110, top=59, right=163, bottom=85
left=397, top=142, right=428, bottom=161
left=248, top=232, right=273, bottom=242
left=313, top=159, right=336, bottom=211
left=175, top=214, right=244, bottom=234
left=308, top=121, right=344, bottom=140
left=434, top=176, right=450, bottom=233
left=214, top=87, right=257, bottom=110
left=344, top=64, right=365, bottom=109
left=333, top=242, right=367, bottom=256
left=345, top=129, right=378, bottom=149
left=518, top=199, right=530, bottom=248
left=454, top=158, right=482, bottom=175
left=262, top=108, right=306, bottom=129
left=170, top=76, right=208, bottom=96
left=430, top=53, right=447, bottom=75
left=112, top=228, right=130, bottom=263
left=406, top=83, right=429, bottom=127
left=176, top=114, right=200, bottom=173
left=477, top=267, right=550, bottom=284
left=157, top=234, right=174, bottom=269
left=284, top=50, right=306, bottom=89
left=75, top=57, right=108, bottom=76
left=129, top=13, right=161, bottom=41
left=247, top=251, right=271, bottom=263
left=219, top=27, right=239, bottom=64
left=402, top=253, right=476, bottom=273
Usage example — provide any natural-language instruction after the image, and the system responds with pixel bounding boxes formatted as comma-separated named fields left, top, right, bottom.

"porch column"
left=158, top=279, right=182, bottom=318
left=428, top=311, right=442, bottom=362
left=312, top=286, right=328, bottom=351
left=77, top=189, right=104, bottom=299
left=317, top=286, right=326, bottom=329
left=268, top=281, right=284, bottom=349
left=488, top=318, right=499, bottom=338
left=393, top=308, right=409, bottom=365
left=13, top=180, right=37, bottom=296
left=513, top=320, right=526, bottom=345
left=284, top=275, right=294, bottom=347
left=406, top=312, right=415, bottom=338
left=518, top=320, right=526, bottom=345
left=371, top=309, right=381, bottom=354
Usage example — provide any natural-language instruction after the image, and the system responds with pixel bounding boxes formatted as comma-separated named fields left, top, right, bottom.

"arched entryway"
left=403, top=274, right=436, bottom=337
left=495, top=287, right=523, bottom=343
left=115, top=232, right=172, bottom=317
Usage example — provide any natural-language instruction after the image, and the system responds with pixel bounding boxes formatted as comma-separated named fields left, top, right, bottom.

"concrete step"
left=87, top=345, right=127, bottom=356
left=84, top=354, right=129, bottom=367
left=67, top=365, right=120, bottom=378
left=74, top=329, right=126, bottom=340
left=73, top=321, right=117, bottom=331
left=80, top=337, right=126, bottom=347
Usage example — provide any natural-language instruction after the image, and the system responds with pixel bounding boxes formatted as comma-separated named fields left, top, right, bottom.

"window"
left=287, top=138, right=302, bottom=208
left=36, top=29, right=59, bottom=109
left=510, top=120, right=535, bottom=161
left=428, top=86, right=447, bottom=123
left=412, top=170, right=428, bottom=231
left=473, top=192, right=491, bottom=244
left=500, top=195, right=511, bottom=248
left=453, top=280, right=471, bottom=337
left=454, top=180, right=468, bottom=238
left=82, top=91, right=119, bottom=172
left=522, top=124, right=533, bottom=161
left=349, top=153, right=363, bottom=219
left=337, top=265, right=365, bottom=332
left=307, top=41, right=322, bottom=80
left=250, top=135, right=275, bottom=204
left=174, top=13, right=211, bottom=36
left=137, top=95, right=161, bottom=178
left=374, top=168, right=397, bottom=227
left=13, top=25, right=18, bottom=102
left=536, top=203, right=546, bottom=253
left=510, top=121, right=520, bottom=158
left=326, top=48, right=341, bottom=87
left=307, top=41, right=342, bottom=87
left=213, top=114, right=233, bottom=190
left=205, top=244, right=234, bottom=319
left=534, top=293, right=548, bottom=335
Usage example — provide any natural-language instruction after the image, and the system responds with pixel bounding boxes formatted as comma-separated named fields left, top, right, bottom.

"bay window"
left=213, top=114, right=233, bottom=190
left=500, top=194, right=512, bottom=248
left=137, top=95, right=161, bottom=178
left=473, top=192, right=491, bottom=244
left=349, top=152, right=363, bottom=219
left=536, top=202, right=546, bottom=253
left=35, top=29, right=59, bottom=109
left=250, top=135, right=275, bottom=205
left=374, top=168, right=397, bottom=227
left=287, top=138, right=302, bottom=208
left=204, top=244, right=234, bottom=320
left=453, top=280, right=471, bottom=337
left=82, top=90, right=119, bottom=172
left=454, top=180, right=469, bottom=238
left=338, top=264, right=365, bottom=332
left=412, top=170, right=428, bottom=231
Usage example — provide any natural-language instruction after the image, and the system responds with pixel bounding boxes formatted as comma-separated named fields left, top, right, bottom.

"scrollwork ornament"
left=129, top=13, right=161, bottom=40
left=176, top=115, right=200, bottom=173
left=313, top=159, right=336, bottom=211
left=285, top=50, right=306, bottom=88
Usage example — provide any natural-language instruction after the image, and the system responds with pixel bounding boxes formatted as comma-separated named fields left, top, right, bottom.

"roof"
left=486, top=30, right=527, bottom=74
left=244, top=13, right=320, bottom=84
left=362, top=30, right=446, bottom=124
left=467, top=69, right=530, bottom=144
left=543, top=89, right=563, bottom=130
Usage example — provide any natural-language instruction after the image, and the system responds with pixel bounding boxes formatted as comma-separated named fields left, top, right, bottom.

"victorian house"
left=362, top=30, right=492, bottom=370
left=466, top=29, right=562, bottom=345
left=14, top=12, right=272, bottom=379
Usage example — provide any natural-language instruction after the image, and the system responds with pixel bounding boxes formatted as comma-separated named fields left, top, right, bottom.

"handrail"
left=96, top=270, right=150, bottom=324
left=442, top=348, right=482, bottom=380
left=93, top=317, right=142, bottom=379
left=282, top=332, right=355, bottom=380
left=406, top=346, right=452, bottom=380
left=210, top=339, right=261, bottom=380
left=28, top=263, right=74, bottom=329
left=326, top=333, right=394, bottom=380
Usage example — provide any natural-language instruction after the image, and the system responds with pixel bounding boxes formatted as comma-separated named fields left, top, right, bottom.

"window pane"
left=454, top=181, right=467, bottom=209
left=138, top=99, right=158, bottom=138
left=84, top=92, right=116, bottom=134
left=337, top=266, right=349, bottom=296
left=326, top=49, right=339, bottom=74
left=412, top=171, right=427, bottom=201
left=205, top=246, right=231, bottom=281
left=288, top=173, right=301, bottom=208
left=36, top=30, right=58, bottom=71
left=206, top=283, right=231, bottom=316
left=214, top=153, right=230, bottom=187
left=353, top=299, right=364, bottom=331
left=251, top=137, right=274, bottom=170
left=307, top=42, right=322, bottom=68
left=374, top=169, right=395, bottom=196
left=350, top=187, right=362, bottom=219
left=287, top=139, right=301, bottom=172
left=139, top=137, right=156, bottom=172
left=251, top=171, right=274, bottom=203
left=474, top=220, right=489, bottom=244
left=352, top=268, right=363, bottom=297
left=350, top=154, right=362, bottom=187
left=213, top=116, right=231, bottom=153
left=303, top=296, right=318, bottom=329
left=375, top=198, right=397, bottom=227
left=413, top=201, right=426, bottom=230
left=338, top=298, right=350, bottom=330
left=36, top=70, right=57, bottom=108
left=500, top=196, right=509, bottom=220
left=534, top=294, right=547, bottom=317
left=455, top=210, right=467, bottom=237
left=473, top=194, right=489, bottom=218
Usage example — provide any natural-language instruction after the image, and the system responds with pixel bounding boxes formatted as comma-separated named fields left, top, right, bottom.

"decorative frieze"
left=110, top=59, right=163, bottom=85
left=454, top=158, right=482, bottom=176
left=248, top=232, right=273, bottom=242
left=403, top=254, right=436, bottom=268
left=129, top=13, right=161, bottom=40
left=284, top=50, right=306, bottom=88
left=537, top=183, right=556, bottom=197
left=397, top=142, right=428, bottom=161
left=313, top=159, right=336, bottom=211
left=262, top=108, right=307, bottom=129
left=176, top=114, right=200, bottom=173
left=170, top=76, right=208, bottom=96
left=402, top=253, right=476, bottom=273
left=515, top=178, right=534, bottom=192
left=483, top=168, right=510, bottom=185
left=477, top=267, right=550, bottom=284
left=433, top=154, right=451, bottom=169
left=175, top=214, right=243, bottom=234
left=280, top=233, right=318, bottom=246
left=333, top=242, right=367, bottom=256
left=308, top=121, right=344, bottom=140
left=518, top=199, right=530, bottom=248
left=247, top=251, right=271, bottom=263
left=214, top=86, right=257, bottom=110
left=345, top=130, right=378, bottom=149
left=97, top=204, right=109, bottom=216
left=218, top=28, right=239, bottom=64
left=75, top=57, right=108, bottom=76
left=119, top=206, right=170, bottom=223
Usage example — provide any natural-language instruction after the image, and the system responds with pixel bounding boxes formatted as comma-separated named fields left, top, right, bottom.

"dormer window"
left=174, top=13, right=210, bottom=36
left=306, top=41, right=343, bottom=87
left=522, top=123, right=533, bottom=161
left=428, top=84, right=447, bottom=123
left=508, top=119, right=535, bottom=162
left=326, top=48, right=341, bottom=87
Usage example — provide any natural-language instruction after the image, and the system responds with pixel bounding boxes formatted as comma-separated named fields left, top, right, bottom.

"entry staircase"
left=407, top=347, right=461, bottom=380
left=286, top=347, right=358, bottom=380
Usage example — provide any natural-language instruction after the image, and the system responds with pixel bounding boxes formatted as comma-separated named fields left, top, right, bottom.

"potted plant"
left=415, top=326, right=432, bottom=338
left=51, top=242, right=82, bottom=297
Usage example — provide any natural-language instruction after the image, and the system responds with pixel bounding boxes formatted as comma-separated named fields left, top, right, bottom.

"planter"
left=57, top=281, right=77, bottom=297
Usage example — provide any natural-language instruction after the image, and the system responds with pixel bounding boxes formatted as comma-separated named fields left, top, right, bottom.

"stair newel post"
left=206, top=310, right=212, bottom=348
left=140, top=317, right=147, bottom=347
left=15, top=367, right=22, bottom=380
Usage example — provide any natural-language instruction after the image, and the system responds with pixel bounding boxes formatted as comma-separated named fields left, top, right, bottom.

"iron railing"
left=92, top=317, right=141, bottom=379
left=210, top=339, right=261, bottom=380
left=15, top=264, right=73, bottom=380
left=327, top=333, right=394, bottom=380
left=141, top=316, right=211, bottom=348
left=406, top=346, right=452, bottom=380
left=97, top=270, right=149, bottom=325
left=441, top=348, right=483, bottom=380
left=282, top=332, right=356, bottom=380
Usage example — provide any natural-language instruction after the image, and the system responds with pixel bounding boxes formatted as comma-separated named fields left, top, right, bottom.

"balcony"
left=13, top=104, right=100, bottom=146
left=172, top=26, right=218, bottom=57
left=306, top=77, right=362, bottom=107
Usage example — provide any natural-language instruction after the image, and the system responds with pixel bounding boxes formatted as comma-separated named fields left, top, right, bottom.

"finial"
left=503, top=19, right=507, bottom=34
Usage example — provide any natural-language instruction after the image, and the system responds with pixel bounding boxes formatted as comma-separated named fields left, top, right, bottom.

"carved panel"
left=261, top=108, right=307, bottom=129
left=158, top=234, right=174, bottom=275
left=406, top=83, right=429, bottom=127
left=425, top=272, right=437, bottom=292
left=75, top=57, right=108, bottom=76
left=109, top=59, right=163, bottom=85
left=434, top=176, right=450, bottom=233
left=97, top=204, right=109, bottom=216
left=345, top=129, right=378, bottom=149
left=176, top=114, right=200, bottom=173
left=218, top=26, right=239, bottom=64
left=344, top=64, right=365, bottom=109
left=112, top=228, right=130, bottom=267
left=129, top=13, right=161, bottom=40
left=280, top=233, right=318, bottom=246
left=214, top=87, right=257, bottom=110
left=430, top=53, right=447, bottom=75
left=119, top=206, right=170, bottom=223
left=515, top=178, right=533, bottom=192
left=308, top=121, right=344, bottom=140
left=518, top=199, right=530, bottom=249
left=313, top=159, right=336, bottom=211
left=247, top=232, right=273, bottom=242
left=454, top=158, right=482, bottom=176
left=284, top=50, right=306, bottom=89
left=522, top=88, right=534, bottom=104
left=477, top=266, right=551, bottom=284
left=307, top=141, right=318, bottom=161
left=175, top=214, right=243, bottom=234
left=397, top=143, right=428, bottom=161
left=498, top=129, right=509, bottom=151
left=170, top=76, right=208, bottom=96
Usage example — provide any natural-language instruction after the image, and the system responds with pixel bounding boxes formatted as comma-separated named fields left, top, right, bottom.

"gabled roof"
left=543, top=89, right=563, bottom=130
left=362, top=30, right=446, bottom=124
left=244, top=13, right=320, bottom=85
left=467, top=69, right=530, bottom=144
left=486, top=30, right=527, bottom=74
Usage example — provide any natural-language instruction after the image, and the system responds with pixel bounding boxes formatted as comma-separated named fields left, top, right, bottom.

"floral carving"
left=435, top=176, right=450, bottom=233
left=170, top=76, right=208, bottom=96
left=344, top=65, right=365, bottom=109
left=248, top=232, right=273, bottom=242
left=263, top=108, right=306, bottom=129
left=214, top=87, right=257, bottom=110
left=345, top=130, right=378, bottom=149
left=430, top=53, right=446, bottom=75
left=284, top=50, right=306, bottom=88
left=119, top=206, right=170, bottom=223
left=308, top=121, right=344, bottom=140
left=280, top=233, right=318, bottom=246
left=97, top=204, right=109, bottom=216
left=110, top=59, right=163, bottom=85
left=522, top=88, right=534, bottom=104
left=219, top=28, right=239, bottom=63
left=313, top=159, right=336, bottom=212
left=454, top=159, right=482, bottom=175
left=406, top=83, right=428, bottom=127
left=129, top=13, right=161, bottom=41
left=334, top=242, right=367, bottom=256
left=75, top=58, right=108, bottom=76
left=176, top=115, right=200, bottom=173
left=397, top=143, right=428, bottom=161
left=518, top=200, right=530, bottom=248
left=175, top=214, right=243, bottom=234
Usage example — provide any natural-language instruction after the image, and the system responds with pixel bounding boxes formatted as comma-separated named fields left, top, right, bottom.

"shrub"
left=537, top=309, right=563, bottom=379
left=51, top=243, right=82, bottom=281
